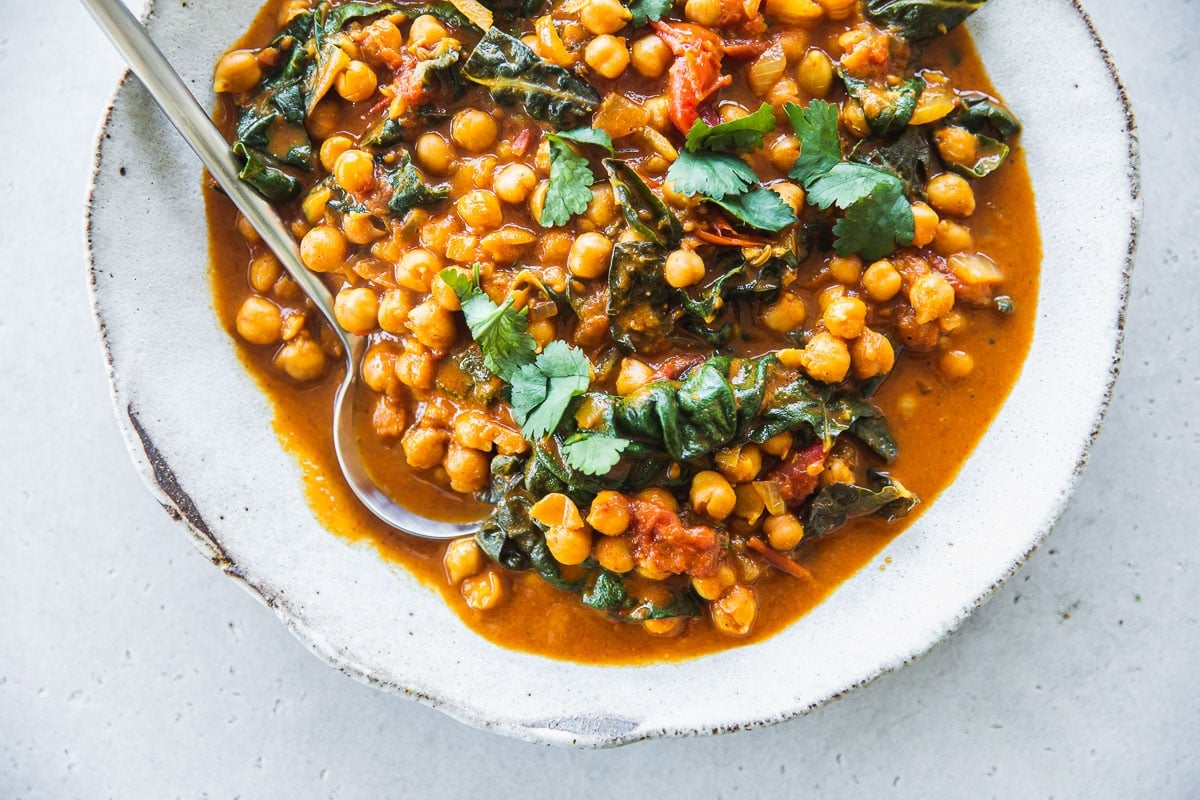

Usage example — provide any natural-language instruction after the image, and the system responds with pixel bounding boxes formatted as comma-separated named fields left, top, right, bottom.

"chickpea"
left=333, top=287, right=379, bottom=335
left=934, top=126, right=979, bottom=166
left=444, top=441, right=489, bottom=493
left=594, top=536, right=634, bottom=574
left=395, top=248, right=443, bottom=292
left=526, top=318, right=556, bottom=349
left=927, top=173, right=977, bottom=218
left=377, top=288, right=415, bottom=334
left=634, top=486, right=679, bottom=513
left=318, top=135, right=354, bottom=173
left=451, top=109, right=498, bottom=154
left=529, top=180, right=550, bottom=226
left=586, top=184, right=618, bottom=227
left=850, top=327, right=896, bottom=379
left=822, top=295, right=867, bottom=339
left=408, top=14, right=448, bottom=47
left=643, top=617, right=685, bottom=637
left=402, top=426, right=448, bottom=469
left=343, top=212, right=384, bottom=245
left=307, top=100, right=339, bottom=139
left=796, top=49, right=833, bottom=97
left=769, top=134, right=800, bottom=173
left=862, top=259, right=902, bottom=302
left=406, top=297, right=457, bottom=351
left=761, top=431, right=793, bottom=458
left=841, top=101, right=871, bottom=139
left=911, top=201, right=940, bottom=248
left=663, top=249, right=706, bottom=289
left=248, top=253, right=282, bottom=293
left=567, top=231, right=614, bottom=279
left=493, top=163, right=538, bottom=205
left=715, top=445, right=763, bottom=484
left=800, top=331, right=851, bottom=383
left=760, top=292, right=807, bottom=333
left=909, top=272, right=956, bottom=324
left=545, top=524, right=593, bottom=566
left=299, top=225, right=347, bottom=272
left=361, top=344, right=398, bottom=394
left=462, top=568, right=507, bottom=610
left=616, top=357, right=655, bottom=396
left=580, top=0, right=632, bottom=34
left=772, top=182, right=806, bottom=215
left=455, top=190, right=503, bottom=231
left=213, top=50, right=261, bottom=94
left=828, top=254, right=863, bottom=285
left=684, top=0, right=722, bottom=26
left=274, top=336, right=327, bottom=382
left=940, top=349, right=975, bottom=378
left=235, top=213, right=261, bottom=243
left=764, top=513, right=805, bottom=550
left=692, top=574, right=724, bottom=601
left=690, top=471, right=736, bottom=521
left=443, top=537, right=484, bottom=585
left=631, top=35, right=671, bottom=78
left=431, top=267, right=467, bottom=311
left=235, top=296, right=282, bottom=345
left=711, top=585, right=758, bottom=637
left=416, top=133, right=454, bottom=176
left=645, top=95, right=671, bottom=133
left=585, top=35, right=630, bottom=80
left=932, top=219, right=975, bottom=254
left=815, top=0, right=855, bottom=19
left=335, top=60, right=378, bottom=102
left=587, top=491, right=631, bottom=536
left=334, top=149, right=375, bottom=195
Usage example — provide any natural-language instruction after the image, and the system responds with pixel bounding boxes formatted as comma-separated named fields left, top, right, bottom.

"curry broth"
left=206, top=2, right=1040, bottom=663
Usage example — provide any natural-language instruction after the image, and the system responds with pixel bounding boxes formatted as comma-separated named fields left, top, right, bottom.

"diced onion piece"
left=734, top=484, right=766, bottom=525
left=450, top=0, right=494, bottom=32
left=594, top=93, right=651, bottom=139
left=535, top=15, right=574, bottom=66
left=640, top=127, right=678, bottom=161
left=747, top=42, right=787, bottom=98
left=528, top=298, right=559, bottom=322
left=909, top=82, right=957, bottom=126
left=948, top=252, right=1005, bottom=285
left=753, top=481, right=787, bottom=516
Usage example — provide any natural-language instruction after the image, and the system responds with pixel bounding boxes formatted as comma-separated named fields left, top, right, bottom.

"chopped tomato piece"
left=629, top=499, right=720, bottom=578
left=765, top=442, right=827, bottom=508
left=651, top=22, right=732, bottom=135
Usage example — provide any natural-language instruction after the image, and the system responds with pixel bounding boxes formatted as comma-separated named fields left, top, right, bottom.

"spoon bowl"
left=79, top=0, right=479, bottom=540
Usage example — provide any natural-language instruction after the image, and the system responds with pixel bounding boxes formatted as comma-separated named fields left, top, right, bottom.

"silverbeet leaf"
left=462, top=28, right=600, bottom=129
left=603, top=159, right=683, bottom=249
left=233, top=142, right=300, bottom=201
left=841, top=74, right=924, bottom=137
left=805, top=474, right=918, bottom=537
left=864, top=0, right=987, bottom=41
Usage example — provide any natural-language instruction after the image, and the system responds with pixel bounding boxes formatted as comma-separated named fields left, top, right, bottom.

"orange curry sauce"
left=205, top=0, right=1041, bottom=663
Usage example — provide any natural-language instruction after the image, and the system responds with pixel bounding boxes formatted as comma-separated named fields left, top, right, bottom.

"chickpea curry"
left=207, top=0, right=1041, bottom=661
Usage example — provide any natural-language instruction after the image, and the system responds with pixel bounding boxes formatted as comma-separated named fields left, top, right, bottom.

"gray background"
left=2, top=0, right=1197, bottom=796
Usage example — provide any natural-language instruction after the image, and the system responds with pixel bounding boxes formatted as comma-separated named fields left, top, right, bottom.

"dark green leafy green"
left=957, top=92, right=1021, bottom=137
left=603, top=159, right=683, bottom=249
left=232, top=142, right=301, bottom=201
left=475, top=489, right=583, bottom=591
left=581, top=570, right=634, bottom=612
left=841, top=74, right=924, bottom=137
left=462, top=28, right=600, bottom=129
left=711, top=188, right=797, bottom=233
left=606, top=241, right=679, bottom=353
left=864, top=0, right=987, bottom=41
left=665, top=150, right=758, bottom=201
left=948, top=133, right=1010, bottom=178
left=361, top=45, right=463, bottom=147
left=684, top=103, right=776, bottom=152
left=386, top=156, right=451, bottom=215
left=855, top=126, right=938, bottom=197
left=440, top=268, right=536, bottom=382
left=805, top=474, right=919, bottom=537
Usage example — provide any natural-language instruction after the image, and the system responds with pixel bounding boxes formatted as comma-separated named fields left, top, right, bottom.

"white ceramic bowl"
left=85, top=0, right=1138, bottom=746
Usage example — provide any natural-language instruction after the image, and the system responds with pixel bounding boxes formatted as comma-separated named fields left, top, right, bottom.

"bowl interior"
left=86, top=0, right=1136, bottom=746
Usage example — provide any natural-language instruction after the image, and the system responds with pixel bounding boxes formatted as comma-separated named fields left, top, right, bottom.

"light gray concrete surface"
left=1, top=0, right=1197, bottom=796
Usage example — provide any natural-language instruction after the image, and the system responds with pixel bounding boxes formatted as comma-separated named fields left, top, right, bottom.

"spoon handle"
left=78, top=0, right=342, bottom=336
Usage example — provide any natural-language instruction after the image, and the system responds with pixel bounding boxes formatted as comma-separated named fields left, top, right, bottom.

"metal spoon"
left=81, top=0, right=482, bottom=539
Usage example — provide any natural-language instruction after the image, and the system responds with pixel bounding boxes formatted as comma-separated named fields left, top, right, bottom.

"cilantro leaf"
left=541, top=134, right=599, bottom=227
left=562, top=433, right=630, bottom=475
left=685, top=102, right=776, bottom=153
left=626, top=0, right=671, bottom=27
left=833, top=182, right=915, bottom=261
left=711, top=187, right=797, bottom=232
left=556, top=126, right=615, bottom=152
left=509, top=340, right=592, bottom=439
left=665, top=149, right=758, bottom=201
left=806, top=162, right=900, bottom=210
left=784, top=100, right=842, bottom=186
left=440, top=268, right=536, bottom=381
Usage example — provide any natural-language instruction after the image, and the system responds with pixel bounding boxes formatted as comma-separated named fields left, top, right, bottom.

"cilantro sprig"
left=562, top=432, right=630, bottom=476
left=784, top=100, right=915, bottom=260
left=440, top=269, right=597, bottom=446
left=684, top=102, right=776, bottom=153
left=540, top=127, right=614, bottom=228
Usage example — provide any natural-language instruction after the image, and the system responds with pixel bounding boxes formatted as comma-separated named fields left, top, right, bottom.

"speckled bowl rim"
left=83, top=0, right=1139, bottom=747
